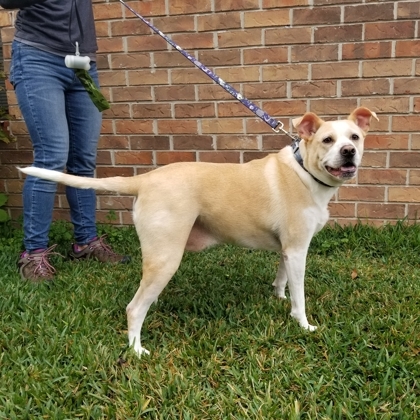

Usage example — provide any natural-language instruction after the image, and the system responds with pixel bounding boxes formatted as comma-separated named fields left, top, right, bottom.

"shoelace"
left=89, top=235, right=119, bottom=256
left=28, top=245, right=60, bottom=276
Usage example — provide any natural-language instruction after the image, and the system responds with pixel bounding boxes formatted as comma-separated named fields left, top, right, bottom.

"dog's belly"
left=185, top=220, right=281, bottom=252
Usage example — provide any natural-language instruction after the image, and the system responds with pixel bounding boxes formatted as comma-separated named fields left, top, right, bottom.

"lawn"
left=0, top=220, right=419, bottom=419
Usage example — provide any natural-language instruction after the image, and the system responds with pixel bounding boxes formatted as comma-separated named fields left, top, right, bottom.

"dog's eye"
left=323, top=136, right=333, bottom=144
left=351, top=134, right=360, bottom=141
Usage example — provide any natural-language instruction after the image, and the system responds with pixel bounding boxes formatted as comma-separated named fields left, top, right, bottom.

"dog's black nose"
left=341, top=145, right=356, bottom=157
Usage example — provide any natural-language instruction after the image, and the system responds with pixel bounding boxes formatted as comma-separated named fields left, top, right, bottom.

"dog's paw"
left=134, top=345, right=150, bottom=357
left=273, top=286, right=287, bottom=299
left=307, top=324, right=317, bottom=332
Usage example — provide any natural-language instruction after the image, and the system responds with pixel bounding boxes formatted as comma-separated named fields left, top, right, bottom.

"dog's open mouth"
left=326, top=163, right=357, bottom=178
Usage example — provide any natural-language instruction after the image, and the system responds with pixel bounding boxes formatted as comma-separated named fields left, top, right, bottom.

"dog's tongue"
left=328, top=165, right=356, bottom=177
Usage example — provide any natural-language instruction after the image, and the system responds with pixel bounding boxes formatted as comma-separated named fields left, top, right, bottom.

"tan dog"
left=19, top=107, right=378, bottom=356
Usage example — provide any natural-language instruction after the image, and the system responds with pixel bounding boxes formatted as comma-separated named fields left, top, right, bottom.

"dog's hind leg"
left=272, top=254, right=288, bottom=299
left=126, top=245, right=185, bottom=356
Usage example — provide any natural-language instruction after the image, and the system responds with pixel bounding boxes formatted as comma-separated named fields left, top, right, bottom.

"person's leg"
left=64, top=62, right=102, bottom=245
left=65, top=64, right=130, bottom=264
left=10, top=41, right=73, bottom=252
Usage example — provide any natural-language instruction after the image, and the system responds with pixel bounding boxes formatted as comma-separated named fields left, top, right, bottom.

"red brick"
left=172, top=33, right=215, bottom=50
left=99, top=196, right=135, bottom=210
left=215, top=0, right=259, bottom=12
left=357, top=204, right=406, bottom=220
left=171, top=68, right=213, bottom=85
left=315, top=25, right=363, bottom=44
left=397, top=1, right=420, bottom=19
left=361, top=152, right=387, bottom=169
left=344, top=3, right=393, bottom=23
left=213, top=67, right=260, bottom=83
left=312, top=62, right=359, bottom=79
left=342, top=79, right=390, bottom=98
left=266, top=27, right=311, bottom=45
left=338, top=186, right=385, bottom=202
left=309, top=99, right=359, bottom=116
left=121, top=0, right=166, bottom=17
left=157, top=119, right=199, bottom=134
left=110, top=20, right=150, bottom=37
left=216, top=135, right=259, bottom=150
left=103, top=104, right=130, bottom=119
left=155, top=86, right=196, bottom=102
left=111, top=86, right=152, bottom=102
left=389, top=187, right=420, bottom=203
left=96, top=167, right=135, bottom=178
left=98, top=135, right=129, bottom=150
left=130, top=136, right=170, bottom=150
left=126, top=35, right=167, bottom=52
left=293, top=7, right=341, bottom=25
left=263, top=64, right=310, bottom=82
left=114, top=151, right=153, bottom=165
left=217, top=102, right=254, bottom=118
left=198, top=84, right=242, bottom=101
left=358, top=169, right=407, bottom=185
left=115, top=119, right=154, bottom=134
left=409, top=170, right=420, bottom=185
left=244, top=10, right=290, bottom=28
left=291, top=44, right=339, bottom=62
left=173, top=136, right=214, bottom=150
left=110, top=53, right=150, bottom=69
left=263, top=0, right=308, bottom=7
left=132, top=104, right=172, bottom=119
left=197, top=12, right=241, bottom=31
left=262, top=135, right=296, bottom=151
left=291, top=81, right=337, bottom=98
left=201, top=118, right=244, bottom=134
left=153, top=15, right=195, bottom=33
left=198, top=151, right=240, bottom=163
left=127, top=69, right=169, bottom=85
left=365, top=21, right=416, bottom=41
left=218, top=29, right=265, bottom=49
left=243, top=151, right=270, bottom=162
left=169, top=0, right=211, bottom=15
left=365, top=135, right=409, bottom=150
left=395, top=40, right=420, bottom=58
left=392, top=116, right=420, bottom=132
left=342, top=42, right=392, bottom=60
left=362, top=59, right=412, bottom=77
left=361, top=97, right=410, bottom=114
left=197, top=50, right=241, bottom=67
left=329, top=202, right=356, bottom=218
left=391, top=151, right=420, bottom=169
left=243, top=47, right=288, bottom=65
left=174, top=103, right=216, bottom=119
left=156, top=152, right=196, bottom=165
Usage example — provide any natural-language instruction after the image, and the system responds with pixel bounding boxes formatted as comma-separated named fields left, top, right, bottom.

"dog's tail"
left=18, top=167, right=140, bottom=195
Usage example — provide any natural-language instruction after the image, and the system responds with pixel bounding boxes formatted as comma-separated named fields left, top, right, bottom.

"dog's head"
left=292, top=107, right=378, bottom=187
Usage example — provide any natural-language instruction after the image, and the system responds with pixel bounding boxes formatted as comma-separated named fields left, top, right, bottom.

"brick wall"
left=0, top=0, right=420, bottom=226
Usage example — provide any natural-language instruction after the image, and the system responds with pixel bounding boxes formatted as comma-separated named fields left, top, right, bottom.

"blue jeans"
left=10, top=41, right=102, bottom=251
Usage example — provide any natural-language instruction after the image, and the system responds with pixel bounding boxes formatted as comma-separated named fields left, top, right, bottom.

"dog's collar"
left=290, top=138, right=334, bottom=188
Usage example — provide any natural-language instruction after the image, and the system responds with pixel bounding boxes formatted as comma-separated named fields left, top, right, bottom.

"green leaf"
left=0, top=193, right=7, bottom=207
left=0, top=208, right=9, bottom=222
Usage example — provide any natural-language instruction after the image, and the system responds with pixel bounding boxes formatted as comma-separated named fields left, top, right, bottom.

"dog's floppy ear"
left=292, top=112, right=324, bottom=139
left=348, top=107, right=379, bottom=133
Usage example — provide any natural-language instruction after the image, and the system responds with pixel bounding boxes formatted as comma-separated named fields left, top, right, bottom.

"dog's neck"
left=290, top=138, right=334, bottom=188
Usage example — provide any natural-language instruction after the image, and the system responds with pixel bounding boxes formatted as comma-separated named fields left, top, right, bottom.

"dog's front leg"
left=282, top=248, right=317, bottom=331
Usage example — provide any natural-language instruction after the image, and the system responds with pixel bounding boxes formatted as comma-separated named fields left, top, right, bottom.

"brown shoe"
left=18, top=245, right=59, bottom=282
left=69, top=235, right=130, bottom=264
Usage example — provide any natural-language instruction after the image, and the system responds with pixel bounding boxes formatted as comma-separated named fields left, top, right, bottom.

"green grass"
left=0, top=220, right=419, bottom=419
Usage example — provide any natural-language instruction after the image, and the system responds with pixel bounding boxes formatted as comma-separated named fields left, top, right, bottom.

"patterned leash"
left=119, top=0, right=297, bottom=139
